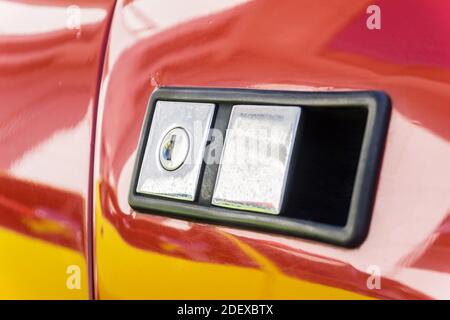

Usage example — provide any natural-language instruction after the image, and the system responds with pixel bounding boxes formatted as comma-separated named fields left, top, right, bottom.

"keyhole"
left=163, top=134, right=177, bottom=161
left=159, top=127, right=190, bottom=171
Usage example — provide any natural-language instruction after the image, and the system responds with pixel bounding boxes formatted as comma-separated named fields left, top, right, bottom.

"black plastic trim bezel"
left=128, top=87, right=391, bottom=248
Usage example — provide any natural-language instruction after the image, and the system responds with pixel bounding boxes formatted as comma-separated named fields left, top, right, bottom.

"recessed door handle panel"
left=129, top=87, right=390, bottom=247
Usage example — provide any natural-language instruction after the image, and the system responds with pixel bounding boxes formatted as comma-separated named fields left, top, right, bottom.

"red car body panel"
left=1, top=0, right=450, bottom=299
left=0, top=0, right=115, bottom=298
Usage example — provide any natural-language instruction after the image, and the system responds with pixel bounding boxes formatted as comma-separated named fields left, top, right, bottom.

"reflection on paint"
left=95, top=0, right=450, bottom=299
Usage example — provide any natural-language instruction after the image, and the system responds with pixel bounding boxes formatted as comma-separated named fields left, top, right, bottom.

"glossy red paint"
left=0, top=174, right=84, bottom=252
left=95, top=0, right=450, bottom=299
left=0, top=0, right=115, bottom=298
left=1, top=0, right=449, bottom=299
left=98, top=181, right=258, bottom=267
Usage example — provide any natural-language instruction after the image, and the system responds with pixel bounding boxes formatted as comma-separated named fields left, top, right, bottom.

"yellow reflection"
left=96, top=184, right=371, bottom=300
left=0, top=227, right=88, bottom=300
left=22, top=218, right=72, bottom=239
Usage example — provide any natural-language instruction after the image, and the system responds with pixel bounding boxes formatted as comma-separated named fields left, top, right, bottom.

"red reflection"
left=99, top=180, right=259, bottom=268
left=235, top=236, right=431, bottom=299
left=403, top=212, right=450, bottom=274
left=326, top=0, right=450, bottom=142
left=0, top=174, right=84, bottom=251
left=0, top=0, right=115, bottom=299
left=97, top=0, right=450, bottom=299
left=0, top=19, right=104, bottom=168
